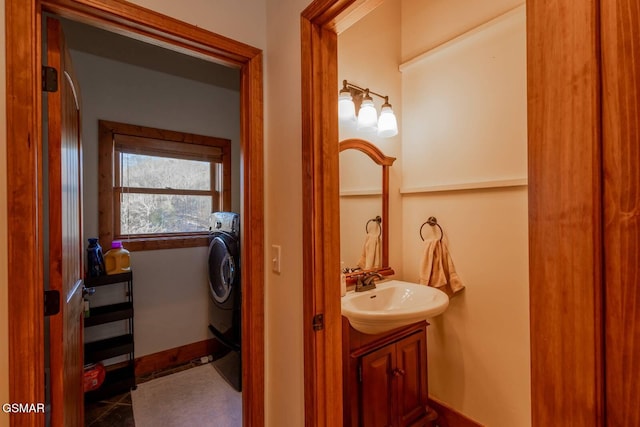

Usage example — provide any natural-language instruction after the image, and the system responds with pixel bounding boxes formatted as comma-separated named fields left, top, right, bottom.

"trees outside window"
left=98, top=120, right=231, bottom=251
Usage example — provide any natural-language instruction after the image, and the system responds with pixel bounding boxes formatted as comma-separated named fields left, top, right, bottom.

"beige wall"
left=0, top=0, right=8, bottom=424
left=263, top=0, right=308, bottom=423
left=401, top=5, right=527, bottom=188
left=401, top=2, right=530, bottom=426
left=401, top=0, right=526, bottom=62
left=129, top=0, right=267, bottom=51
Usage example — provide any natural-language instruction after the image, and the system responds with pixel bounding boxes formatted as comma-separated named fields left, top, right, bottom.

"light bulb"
left=338, top=91, right=356, bottom=125
left=377, top=105, right=398, bottom=138
left=357, top=98, right=378, bottom=133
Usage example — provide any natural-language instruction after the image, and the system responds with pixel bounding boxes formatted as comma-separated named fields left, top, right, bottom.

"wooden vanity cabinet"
left=343, top=317, right=436, bottom=427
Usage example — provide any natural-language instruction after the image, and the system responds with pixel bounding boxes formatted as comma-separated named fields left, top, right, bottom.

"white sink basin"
left=341, top=280, right=449, bottom=335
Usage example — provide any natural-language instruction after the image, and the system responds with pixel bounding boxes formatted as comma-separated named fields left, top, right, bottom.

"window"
left=99, top=120, right=231, bottom=251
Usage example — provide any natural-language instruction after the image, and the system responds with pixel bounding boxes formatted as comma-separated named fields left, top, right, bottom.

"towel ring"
left=419, top=216, right=443, bottom=242
left=366, top=216, right=382, bottom=237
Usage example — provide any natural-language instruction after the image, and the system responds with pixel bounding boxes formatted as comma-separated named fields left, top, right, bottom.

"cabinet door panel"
left=361, top=345, right=396, bottom=427
left=396, top=332, right=428, bottom=426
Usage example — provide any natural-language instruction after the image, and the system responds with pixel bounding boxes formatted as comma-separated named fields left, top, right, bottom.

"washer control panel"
left=209, top=212, right=239, bottom=236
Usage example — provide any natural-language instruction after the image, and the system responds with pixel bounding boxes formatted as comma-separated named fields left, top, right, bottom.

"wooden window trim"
left=99, top=120, right=232, bottom=251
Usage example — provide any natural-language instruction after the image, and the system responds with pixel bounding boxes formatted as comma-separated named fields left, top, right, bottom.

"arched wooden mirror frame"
left=339, top=138, right=395, bottom=276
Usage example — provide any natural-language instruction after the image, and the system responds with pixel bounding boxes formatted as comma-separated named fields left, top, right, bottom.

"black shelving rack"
left=83, top=271, right=135, bottom=401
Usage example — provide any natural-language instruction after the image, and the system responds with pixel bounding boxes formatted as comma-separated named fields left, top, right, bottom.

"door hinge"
left=42, top=66, right=58, bottom=92
left=358, top=364, right=363, bottom=383
left=312, top=313, right=324, bottom=331
left=44, top=290, right=60, bottom=316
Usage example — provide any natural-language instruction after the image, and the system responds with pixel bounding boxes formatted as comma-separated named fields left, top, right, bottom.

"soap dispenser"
left=340, top=261, right=347, bottom=297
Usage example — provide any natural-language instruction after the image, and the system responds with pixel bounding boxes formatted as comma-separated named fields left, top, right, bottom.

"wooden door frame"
left=5, top=1, right=264, bottom=426
left=301, top=0, right=604, bottom=425
left=300, top=1, right=384, bottom=425
left=527, top=1, right=604, bottom=424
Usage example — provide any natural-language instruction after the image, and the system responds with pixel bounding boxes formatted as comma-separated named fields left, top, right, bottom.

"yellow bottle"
left=104, top=240, right=131, bottom=275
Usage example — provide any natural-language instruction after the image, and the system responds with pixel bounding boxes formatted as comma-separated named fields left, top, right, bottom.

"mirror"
left=339, top=138, right=396, bottom=277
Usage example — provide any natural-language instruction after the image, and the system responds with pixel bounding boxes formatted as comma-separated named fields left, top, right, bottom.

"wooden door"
left=46, top=17, right=85, bottom=427
left=395, top=333, right=428, bottom=427
left=527, top=0, right=640, bottom=425
left=601, top=0, right=640, bottom=424
left=361, top=345, right=396, bottom=427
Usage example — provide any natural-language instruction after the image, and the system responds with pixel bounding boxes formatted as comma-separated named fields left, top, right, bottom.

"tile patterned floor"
left=85, top=361, right=200, bottom=426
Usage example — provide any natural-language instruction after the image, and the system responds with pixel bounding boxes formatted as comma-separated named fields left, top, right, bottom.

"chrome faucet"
left=355, top=272, right=384, bottom=292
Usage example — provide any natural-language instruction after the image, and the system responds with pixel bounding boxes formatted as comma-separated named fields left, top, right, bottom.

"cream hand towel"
left=441, top=240, right=465, bottom=295
left=419, top=239, right=465, bottom=297
left=357, top=228, right=381, bottom=270
left=419, top=239, right=446, bottom=288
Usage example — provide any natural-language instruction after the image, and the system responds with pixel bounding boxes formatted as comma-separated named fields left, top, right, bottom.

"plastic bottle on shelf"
left=104, top=240, right=131, bottom=275
left=86, top=238, right=105, bottom=277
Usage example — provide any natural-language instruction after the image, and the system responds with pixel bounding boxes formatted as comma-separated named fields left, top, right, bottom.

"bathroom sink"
left=341, top=280, right=449, bottom=335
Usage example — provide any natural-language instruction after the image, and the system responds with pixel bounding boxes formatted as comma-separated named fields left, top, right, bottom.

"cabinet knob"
left=392, top=368, right=405, bottom=377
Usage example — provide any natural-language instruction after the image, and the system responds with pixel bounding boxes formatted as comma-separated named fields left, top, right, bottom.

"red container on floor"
left=83, top=363, right=106, bottom=392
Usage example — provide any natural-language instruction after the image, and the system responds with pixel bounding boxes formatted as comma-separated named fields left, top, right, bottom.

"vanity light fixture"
left=338, top=80, right=398, bottom=138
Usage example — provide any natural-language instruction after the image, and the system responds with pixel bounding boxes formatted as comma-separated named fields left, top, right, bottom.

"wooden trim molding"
left=239, top=49, right=265, bottom=427
left=301, top=1, right=387, bottom=426
left=6, top=2, right=45, bottom=426
left=97, top=120, right=232, bottom=252
left=399, top=178, right=528, bottom=194
left=601, top=0, right=640, bottom=424
left=300, top=13, right=342, bottom=427
left=134, top=339, right=223, bottom=378
left=6, top=1, right=263, bottom=426
left=428, top=397, right=483, bottom=427
left=527, top=0, right=604, bottom=425
left=40, top=0, right=261, bottom=67
left=338, top=138, right=395, bottom=166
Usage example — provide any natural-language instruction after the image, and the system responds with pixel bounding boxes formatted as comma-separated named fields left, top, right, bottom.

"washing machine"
left=208, top=211, right=242, bottom=391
